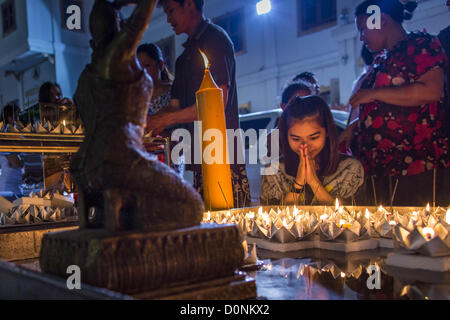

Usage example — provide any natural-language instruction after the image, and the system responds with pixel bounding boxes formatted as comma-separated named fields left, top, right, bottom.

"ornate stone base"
left=135, top=273, right=256, bottom=300
left=40, top=224, right=256, bottom=299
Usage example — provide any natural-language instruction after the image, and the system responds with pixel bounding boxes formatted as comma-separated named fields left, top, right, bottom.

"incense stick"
left=371, top=175, right=377, bottom=206
left=433, top=168, right=436, bottom=210
left=390, top=178, right=399, bottom=208
left=218, top=182, right=230, bottom=209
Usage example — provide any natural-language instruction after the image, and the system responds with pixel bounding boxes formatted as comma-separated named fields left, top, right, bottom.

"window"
left=2, top=0, right=16, bottom=37
left=213, top=8, right=246, bottom=55
left=156, top=36, right=175, bottom=74
left=297, top=0, right=337, bottom=36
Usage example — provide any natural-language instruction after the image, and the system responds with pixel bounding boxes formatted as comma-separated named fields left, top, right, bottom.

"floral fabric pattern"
left=357, top=32, right=449, bottom=178
left=194, top=164, right=251, bottom=208
left=148, top=89, right=171, bottom=115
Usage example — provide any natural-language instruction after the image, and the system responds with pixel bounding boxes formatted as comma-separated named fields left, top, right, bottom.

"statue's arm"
left=112, top=0, right=157, bottom=61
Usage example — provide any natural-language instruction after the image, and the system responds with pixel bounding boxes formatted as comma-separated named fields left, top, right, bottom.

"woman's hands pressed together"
left=296, top=144, right=320, bottom=190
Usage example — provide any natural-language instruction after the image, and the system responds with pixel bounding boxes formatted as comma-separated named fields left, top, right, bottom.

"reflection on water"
left=250, top=249, right=450, bottom=300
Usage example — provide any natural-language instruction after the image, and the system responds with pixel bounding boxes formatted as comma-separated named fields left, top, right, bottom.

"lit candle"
left=422, top=227, right=435, bottom=241
left=339, top=219, right=352, bottom=229
left=411, top=212, right=418, bottom=225
left=425, top=203, right=431, bottom=215
left=195, top=50, right=233, bottom=210
left=293, top=205, right=299, bottom=218
left=411, top=211, right=419, bottom=224
left=365, top=209, right=370, bottom=220
left=282, top=217, right=289, bottom=229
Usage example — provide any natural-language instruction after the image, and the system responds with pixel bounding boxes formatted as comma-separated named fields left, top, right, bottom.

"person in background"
left=339, top=45, right=375, bottom=154
left=260, top=96, right=364, bottom=206
left=0, top=104, right=24, bottom=199
left=280, top=80, right=313, bottom=110
left=147, top=0, right=250, bottom=207
left=34, top=82, right=75, bottom=192
left=350, top=0, right=449, bottom=206
left=20, top=82, right=74, bottom=126
left=437, top=0, right=450, bottom=139
left=137, top=43, right=174, bottom=115
left=292, top=71, right=320, bottom=95
left=137, top=43, right=183, bottom=176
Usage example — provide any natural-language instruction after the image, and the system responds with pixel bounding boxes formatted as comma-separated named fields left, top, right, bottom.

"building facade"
left=0, top=0, right=448, bottom=113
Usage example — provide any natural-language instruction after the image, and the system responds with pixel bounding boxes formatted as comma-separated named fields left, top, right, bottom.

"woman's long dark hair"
left=137, top=43, right=174, bottom=83
left=279, top=95, right=339, bottom=178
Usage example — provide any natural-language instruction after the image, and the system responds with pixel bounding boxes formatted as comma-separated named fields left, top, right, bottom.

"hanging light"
left=256, top=0, right=271, bottom=15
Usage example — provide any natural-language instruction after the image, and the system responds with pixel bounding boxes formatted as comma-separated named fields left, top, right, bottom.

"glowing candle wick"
left=422, top=227, right=435, bottom=241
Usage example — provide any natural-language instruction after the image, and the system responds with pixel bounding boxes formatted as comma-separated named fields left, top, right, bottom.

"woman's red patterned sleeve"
left=412, top=35, right=448, bottom=79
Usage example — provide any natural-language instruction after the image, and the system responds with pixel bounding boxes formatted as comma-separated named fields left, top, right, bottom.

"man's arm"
left=147, top=84, right=229, bottom=135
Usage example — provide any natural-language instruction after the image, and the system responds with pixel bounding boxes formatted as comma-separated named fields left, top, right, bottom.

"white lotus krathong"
left=0, top=191, right=70, bottom=225
left=203, top=206, right=450, bottom=246
left=392, top=209, right=450, bottom=257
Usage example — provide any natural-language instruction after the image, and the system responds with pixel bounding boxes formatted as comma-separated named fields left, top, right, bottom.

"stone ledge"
left=40, top=224, right=250, bottom=295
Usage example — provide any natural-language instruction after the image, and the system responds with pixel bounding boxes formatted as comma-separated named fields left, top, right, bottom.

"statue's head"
left=89, top=0, right=121, bottom=52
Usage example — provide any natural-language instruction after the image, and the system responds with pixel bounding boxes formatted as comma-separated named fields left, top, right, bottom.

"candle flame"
left=199, top=49, right=210, bottom=69
left=422, top=227, right=435, bottom=241
left=63, top=120, right=66, bottom=126
left=426, top=203, right=430, bottom=212
left=378, top=205, right=384, bottom=212
left=446, top=209, right=450, bottom=224
left=335, top=198, right=339, bottom=211
left=206, top=211, right=211, bottom=221
left=340, top=272, right=346, bottom=278
left=258, top=207, right=263, bottom=216
left=293, top=205, right=299, bottom=217
left=365, top=209, right=370, bottom=220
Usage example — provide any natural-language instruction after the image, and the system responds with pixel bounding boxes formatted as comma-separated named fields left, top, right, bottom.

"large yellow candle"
left=195, top=50, right=234, bottom=211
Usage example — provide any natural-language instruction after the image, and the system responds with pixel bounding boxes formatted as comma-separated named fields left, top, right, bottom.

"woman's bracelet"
left=291, top=182, right=305, bottom=194
left=294, top=180, right=304, bottom=188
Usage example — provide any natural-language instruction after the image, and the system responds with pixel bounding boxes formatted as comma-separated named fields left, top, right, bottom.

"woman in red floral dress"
left=346, top=0, right=449, bottom=206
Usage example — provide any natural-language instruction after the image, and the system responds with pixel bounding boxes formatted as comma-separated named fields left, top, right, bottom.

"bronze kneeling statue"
left=70, top=0, right=204, bottom=233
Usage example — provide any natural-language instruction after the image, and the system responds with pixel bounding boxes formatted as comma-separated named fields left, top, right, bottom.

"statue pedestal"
left=40, top=224, right=256, bottom=299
